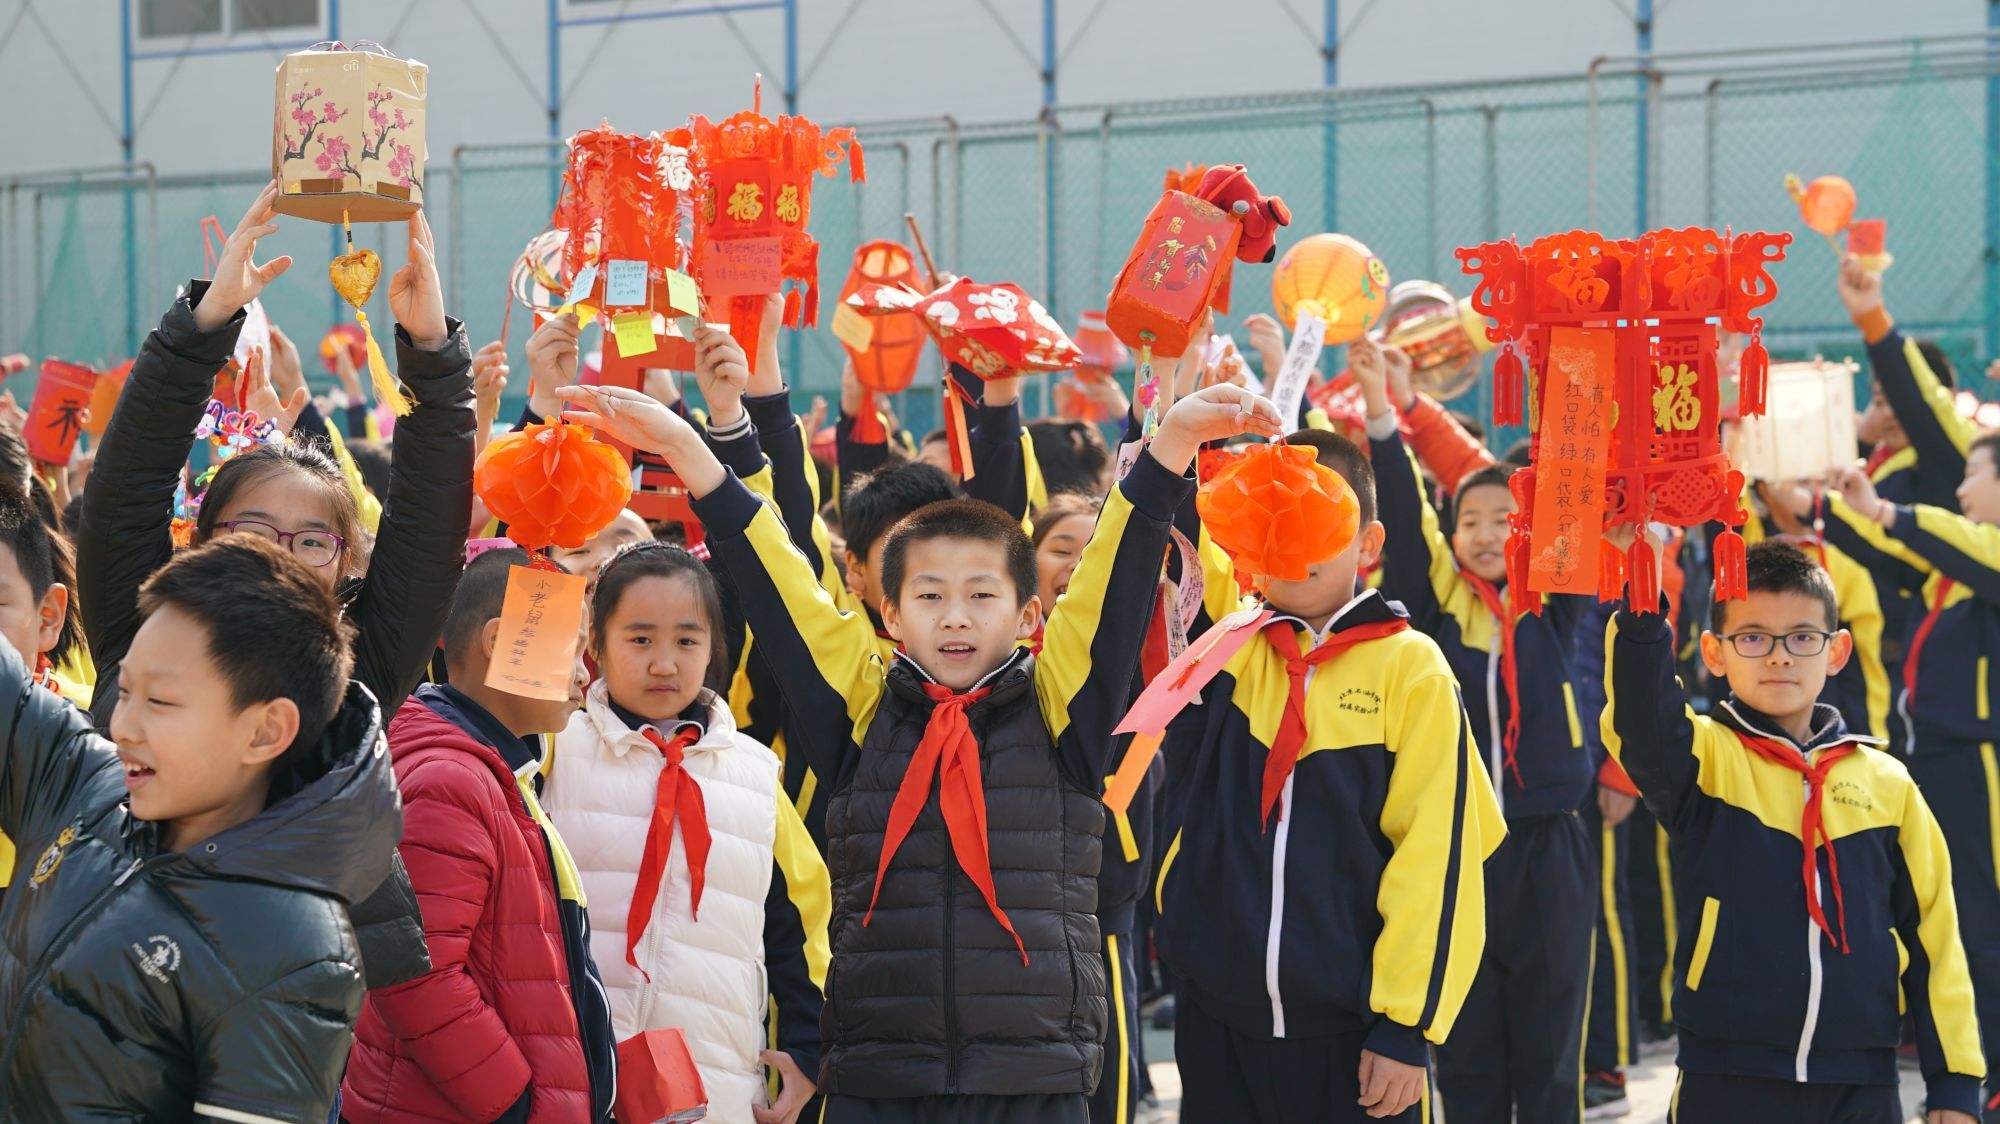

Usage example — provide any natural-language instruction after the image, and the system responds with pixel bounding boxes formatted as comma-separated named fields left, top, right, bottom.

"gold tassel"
left=355, top=309, right=411, bottom=416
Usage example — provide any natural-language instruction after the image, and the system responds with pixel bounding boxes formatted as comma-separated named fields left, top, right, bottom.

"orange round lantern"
left=1271, top=233, right=1390, bottom=342
left=839, top=241, right=927, bottom=395
left=1799, top=175, right=1856, bottom=236
left=1195, top=442, right=1361, bottom=583
left=474, top=420, right=633, bottom=551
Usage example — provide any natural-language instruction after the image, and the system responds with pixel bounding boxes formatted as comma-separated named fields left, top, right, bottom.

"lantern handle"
left=904, top=213, right=940, bottom=290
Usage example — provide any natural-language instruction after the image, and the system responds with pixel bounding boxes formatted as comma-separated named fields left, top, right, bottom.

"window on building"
left=138, top=0, right=320, bottom=38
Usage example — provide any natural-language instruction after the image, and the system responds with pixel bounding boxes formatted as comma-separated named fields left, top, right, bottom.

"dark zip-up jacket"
left=0, top=635, right=400, bottom=1121
left=1370, top=428, right=1596, bottom=819
left=1603, top=606, right=1983, bottom=1116
left=695, top=448, right=1190, bottom=1097
left=76, top=280, right=475, bottom=988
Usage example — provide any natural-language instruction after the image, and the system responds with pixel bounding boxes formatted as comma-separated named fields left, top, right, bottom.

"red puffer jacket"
left=341, top=692, right=592, bottom=1122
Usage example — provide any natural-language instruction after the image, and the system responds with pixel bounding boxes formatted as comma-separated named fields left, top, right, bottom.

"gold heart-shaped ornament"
left=330, top=249, right=383, bottom=309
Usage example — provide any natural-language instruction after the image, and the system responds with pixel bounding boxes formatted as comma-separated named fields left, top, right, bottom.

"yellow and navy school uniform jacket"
left=1369, top=426, right=1597, bottom=818
left=1152, top=588, right=1505, bottom=1063
left=1602, top=607, right=1985, bottom=1113
left=1738, top=503, right=1892, bottom=741
left=962, top=393, right=1048, bottom=526
left=1825, top=497, right=2000, bottom=757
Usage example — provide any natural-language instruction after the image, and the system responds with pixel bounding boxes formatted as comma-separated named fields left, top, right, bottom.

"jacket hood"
left=182, top=680, right=402, bottom=906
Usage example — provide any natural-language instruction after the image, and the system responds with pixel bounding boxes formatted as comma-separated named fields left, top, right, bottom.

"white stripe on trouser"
left=194, top=1104, right=295, bottom=1124
left=1266, top=771, right=1296, bottom=1039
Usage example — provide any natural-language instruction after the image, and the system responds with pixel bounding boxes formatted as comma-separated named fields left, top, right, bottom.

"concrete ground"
left=1134, top=1019, right=1933, bottom=1123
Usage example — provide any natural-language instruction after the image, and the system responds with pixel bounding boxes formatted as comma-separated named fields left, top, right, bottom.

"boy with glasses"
left=1603, top=537, right=1981, bottom=1122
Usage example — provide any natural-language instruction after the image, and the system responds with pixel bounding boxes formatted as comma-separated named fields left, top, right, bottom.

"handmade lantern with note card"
left=687, top=79, right=862, bottom=372
left=1456, top=225, right=1790, bottom=613
left=835, top=240, right=926, bottom=444
left=271, top=41, right=426, bottom=222
left=1107, top=164, right=1288, bottom=362
left=475, top=420, right=633, bottom=552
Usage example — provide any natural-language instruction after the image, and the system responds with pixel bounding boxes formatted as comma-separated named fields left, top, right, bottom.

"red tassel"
left=1493, top=344, right=1523, bottom=427
left=1738, top=333, right=1769, bottom=418
left=852, top=389, right=886, bottom=445
left=783, top=288, right=802, bottom=330
left=1714, top=529, right=1748, bottom=602
left=850, top=142, right=866, bottom=183
left=1598, top=540, right=1627, bottom=602
left=1505, top=530, right=1536, bottom=617
left=1628, top=536, right=1660, bottom=611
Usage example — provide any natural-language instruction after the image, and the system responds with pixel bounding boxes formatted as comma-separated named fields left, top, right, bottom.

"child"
left=544, top=541, right=831, bottom=1124
left=0, top=535, right=398, bottom=1119
left=1820, top=439, right=2000, bottom=1117
left=1354, top=337, right=1596, bottom=1123
left=1153, top=425, right=1505, bottom=1123
left=1603, top=537, right=1982, bottom=1122
left=343, top=549, right=616, bottom=1123
left=0, top=486, right=84, bottom=897
left=556, top=374, right=1280, bottom=1123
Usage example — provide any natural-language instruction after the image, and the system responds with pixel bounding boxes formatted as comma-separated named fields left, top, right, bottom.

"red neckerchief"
left=1461, top=574, right=1525, bottom=788
left=1904, top=578, right=1958, bottom=710
left=1139, top=585, right=1172, bottom=686
left=627, top=726, right=709, bottom=973
left=1738, top=733, right=1858, bottom=953
left=31, top=655, right=57, bottom=696
left=1864, top=443, right=1899, bottom=477
left=864, top=682, right=1028, bottom=965
left=1259, top=616, right=1412, bottom=826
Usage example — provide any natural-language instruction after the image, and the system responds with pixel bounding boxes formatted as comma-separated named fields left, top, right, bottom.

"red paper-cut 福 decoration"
left=1455, top=226, right=1790, bottom=611
left=475, top=420, right=634, bottom=551
left=1196, top=442, right=1361, bottom=586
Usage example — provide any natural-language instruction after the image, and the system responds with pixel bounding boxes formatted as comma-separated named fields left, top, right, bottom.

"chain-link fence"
left=6, top=42, right=1998, bottom=439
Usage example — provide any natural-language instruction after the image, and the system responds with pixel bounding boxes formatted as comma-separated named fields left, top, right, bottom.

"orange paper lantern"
left=1196, top=442, right=1361, bottom=583
left=838, top=240, right=926, bottom=395
left=1797, top=175, right=1856, bottom=236
left=1271, top=233, right=1390, bottom=341
left=474, top=420, right=633, bottom=551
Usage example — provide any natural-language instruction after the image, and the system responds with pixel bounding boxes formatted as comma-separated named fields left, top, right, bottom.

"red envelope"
left=27, top=360, right=98, bottom=466
left=614, top=1028, right=707, bottom=1124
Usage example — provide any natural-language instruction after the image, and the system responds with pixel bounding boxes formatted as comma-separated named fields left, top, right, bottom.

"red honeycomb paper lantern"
left=475, top=420, right=634, bottom=551
left=1196, top=442, right=1361, bottom=584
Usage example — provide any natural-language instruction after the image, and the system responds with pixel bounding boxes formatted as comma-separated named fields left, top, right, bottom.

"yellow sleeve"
left=1895, top=772, right=1987, bottom=1086
left=1896, top=336, right=1978, bottom=459
left=771, top=793, right=832, bottom=990
left=1021, top=428, right=1048, bottom=518
left=1197, top=523, right=1247, bottom=629
left=1373, top=667, right=1506, bottom=1046
left=1829, top=496, right=1933, bottom=576
left=1826, top=546, right=1891, bottom=741
left=323, top=421, right=384, bottom=535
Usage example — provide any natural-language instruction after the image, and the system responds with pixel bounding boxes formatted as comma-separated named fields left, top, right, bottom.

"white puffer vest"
left=544, top=684, right=780, bottom=1124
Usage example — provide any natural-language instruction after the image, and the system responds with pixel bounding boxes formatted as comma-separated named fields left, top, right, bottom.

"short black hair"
left=0, top=486, right=79, bottom=665
left=1449, top=463, right=1516, bottom=528
left=0, top=417, right=61, bottom=533
left=196, top=441, right=362, bottom=576
left=591, top=541, right=728, bottom=690
left=139, top=536, right=355, bottom=801
left=1501, top=438, right=1533, bottom=468
left=1031, top=492, right=1103, bottom=548
left=345, top=440, right=394, bottom=503
left=1915, top=340, right=1956, bottom=390
left=1282, top=429, right=1377, bottom=524
left=1027, top=418, right=1112, bottom=497
left=1711, top=539, right=1838, bottom=633
left=843, top=462, right=959, bottom=561
left=880, top=499, right=1037, bottom=605
left=1969, top=430, right=2000, bottom=472
left=441, top=549, right=571, bottom=664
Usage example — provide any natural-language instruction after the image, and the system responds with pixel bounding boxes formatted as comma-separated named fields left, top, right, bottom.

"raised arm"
left=761, top=794, right=831, bottom=1117
left=346, top=213, right=474, bottom=717
left=1832, top=467, right=2000, bottom=603
left=1601, top=596, right=1706, bottom=829
left=1840, top=258, right=1974, bottom=504
left=962, top=371, right=1030, bottom=521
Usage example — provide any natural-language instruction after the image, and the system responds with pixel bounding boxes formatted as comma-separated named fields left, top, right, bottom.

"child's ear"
left=1016, top=594, right=1043, bottom=641
left=35, top=583, right=67, bottom=657
left=1698, top=630, right=1728, bottom=678
left=243, top=697, right=301, bottom=768
left=480, top=617, right=503, bottom=665
left=879, top=597, right=903, bottom=643
left=1825, top=628, right=1854, bottom=674
left=1354, top=521, right=1386, bottom=572
left=843, top=550, right=867, bottom=599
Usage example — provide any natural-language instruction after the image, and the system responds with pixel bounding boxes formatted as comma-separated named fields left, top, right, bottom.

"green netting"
left=5, top=56, right=1997, bottom=437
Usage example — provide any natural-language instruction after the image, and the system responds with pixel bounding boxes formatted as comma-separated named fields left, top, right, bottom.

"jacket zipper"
left=1485, top=645, right=1505, bottom=813
left=1794, top=774, right=1824, bottom=1081
left=0, top=856, right=158, bottom=1110
left=1265, top=660, right=1320, bottom=1039
left=943, top=858, right=959, bottom=1092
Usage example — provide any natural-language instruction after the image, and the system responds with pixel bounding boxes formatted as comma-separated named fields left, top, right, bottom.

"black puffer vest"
left=820, top=653, right=1109, bottom=1098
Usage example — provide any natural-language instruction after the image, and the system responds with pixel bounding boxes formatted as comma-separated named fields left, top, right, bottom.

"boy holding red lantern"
left=1353, top=335, right=1601, bottom=1122
left=554, top=360, right=1277, bottom=1122
left=1148, top=424, right=1504, bottom=1121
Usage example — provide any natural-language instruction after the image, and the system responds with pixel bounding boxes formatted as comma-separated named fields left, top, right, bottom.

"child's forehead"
left=903, top=535, right=1012, bottom=570
left=1723, top=588, right=1830, bottom=630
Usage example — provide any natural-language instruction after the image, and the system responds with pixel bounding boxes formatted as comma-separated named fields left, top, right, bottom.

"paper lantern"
left=1456, top=225, right=1791, bottom=611
left=1789, top=174, right=1856, bottom=237
left=1195, top=442, right=1361, bottom=584
left=836, top=241, right=926, bottom=395
left=474, top=420, right=633, bottom=551
left=686, top=79, right=862, bottom=368
left=1730, top=359, right=1859, bottom=482
left=1105, top=164, right=1287, bottom=358
left=1372, top=280, right=1495, bottom=400
left=25, top=360, right=97, bottom=466
left=1848, top=218, right=1891, bottom=272
left=1272, top=233, right=1389, bottom=341
left=1073, top=310, right=1128, bottom=382
left=86, top=359, right=131, bottom=438
left=550, top=124, right=690, bottom=311
left=271, top=41, right=427, bottom=223
left=1054, top=375, right=1114, bottom=424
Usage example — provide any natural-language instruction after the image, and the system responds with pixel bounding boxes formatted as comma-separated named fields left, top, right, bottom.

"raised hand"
left=1836, top=253, right=1883, bottom=320
left=240, top=348, right=309, bottom=433
left=1350, top=334, right=1389, bottom=418
left=692, top=324, right=751, bottom=427
left=526, top=312, right=581, bottom=419
left=193, top=180, right=293, bottom=332
left=1383, top=344, right=1416, bottom=412
left=1830, top=464, right=1886, bottom=522
left=751, top=292, right=786, bottom=395
left=387, top=211, right=448, bottom=348
left=1149, top=382, right=1284, bottom=476
left=555, top=384, right=724, bottom=497
left=1242, top=312, right=1287, bottom=377
left=470, top=340, right=508, bottom=455
left=266, top=325, right=309, bottom=406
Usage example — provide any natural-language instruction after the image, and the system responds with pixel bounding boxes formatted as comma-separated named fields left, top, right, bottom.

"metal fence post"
left=1986, top=0, right=1999, bottom=359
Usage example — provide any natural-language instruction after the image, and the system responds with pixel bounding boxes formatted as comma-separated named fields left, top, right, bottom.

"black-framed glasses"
left=1717, top=630, right=1834, bottom=658
left=214, top=520, right=346, bottom=569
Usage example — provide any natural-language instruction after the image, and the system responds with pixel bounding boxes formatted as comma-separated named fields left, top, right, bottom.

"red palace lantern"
left=836, top=239, right=926, bottom=444
left=1456, top=226, right=1790, bottom=613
